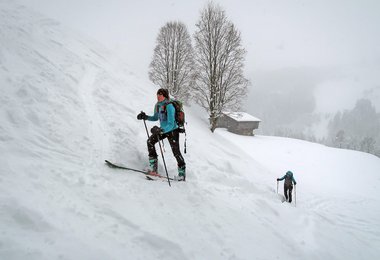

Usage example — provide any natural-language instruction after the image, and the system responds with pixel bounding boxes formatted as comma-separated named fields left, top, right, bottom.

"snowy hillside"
left=1, top=2, right=380, bottom=260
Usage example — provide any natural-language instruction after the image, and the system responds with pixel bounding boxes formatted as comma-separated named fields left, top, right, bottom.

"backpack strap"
left=156, top=100, right=169, bottom=113
left=155, top=103, right=159, bottom=113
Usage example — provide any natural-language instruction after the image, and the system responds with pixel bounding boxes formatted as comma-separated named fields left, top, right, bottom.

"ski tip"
left=105, top=160, right=116, bottom=168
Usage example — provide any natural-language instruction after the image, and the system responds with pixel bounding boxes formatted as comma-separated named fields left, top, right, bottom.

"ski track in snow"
left=78, top=65, right=110, bottom=167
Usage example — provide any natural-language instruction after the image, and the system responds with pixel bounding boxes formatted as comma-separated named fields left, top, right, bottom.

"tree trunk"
left=210, top=116, right=218, bottom=132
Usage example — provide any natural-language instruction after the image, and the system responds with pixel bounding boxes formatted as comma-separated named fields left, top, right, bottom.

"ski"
left=145, top=175, right=184, bottom=182
left=105, top=160, right=177, bottom=181
left=145, top=173, right=175, bottom=181
left=105, top=160, right=149, bottom=174
left=146, top=176, right=155, bottom=181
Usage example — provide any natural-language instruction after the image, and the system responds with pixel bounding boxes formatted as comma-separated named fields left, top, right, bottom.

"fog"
left=17, top=0, right=380, bottom=153
left=19, top=1, right=380, bottom=68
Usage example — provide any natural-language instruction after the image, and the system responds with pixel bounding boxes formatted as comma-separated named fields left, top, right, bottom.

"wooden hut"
left=217, top=112, right=261, bottom=136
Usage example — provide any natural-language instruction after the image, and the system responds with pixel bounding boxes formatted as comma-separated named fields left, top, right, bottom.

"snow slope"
left=1, top=2, right=380, bottom=260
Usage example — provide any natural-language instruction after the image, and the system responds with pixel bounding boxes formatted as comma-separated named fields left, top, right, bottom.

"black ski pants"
left=284, top=184, right=293, bottom=202
left=147, top=129, right=186, bottom=168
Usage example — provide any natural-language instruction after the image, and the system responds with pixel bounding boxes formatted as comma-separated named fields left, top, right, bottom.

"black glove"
left=277, top=178, right=280, bottom=181
left=137, top=111, right=148, bottom=120
left=151, top=126, right=163, bottom=136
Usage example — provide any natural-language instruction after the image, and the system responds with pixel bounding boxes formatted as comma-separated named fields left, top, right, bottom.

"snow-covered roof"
left=222, top=112, right=261, bottom=122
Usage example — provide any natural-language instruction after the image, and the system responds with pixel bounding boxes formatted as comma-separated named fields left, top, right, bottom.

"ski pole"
left=142, top=115, right=149, bottom=138
left=277, top=180, right=279, bottom=194
left=143, top=116, right=165, bottom=152
left=143, top=116, right=164, bottom=150
left=294, top=185, right=297, bottom=207
left=183, top=125, right=187, bottom=154
left=143, top=119, right=171, bottom=186
left=143, top=119, right=171, bottom=187
left=157, top=134, right=171, bottom=187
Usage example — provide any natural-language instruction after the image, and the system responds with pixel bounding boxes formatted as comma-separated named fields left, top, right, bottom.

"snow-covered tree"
left=327, top=99, right=380, bottom=156
left=193, top=2, right=249, bottom=132
left=360, top=136, right=376, bottom=153
left=149, top=21, right=194, bottom=101
left=334, top=129, right=346, bottom=148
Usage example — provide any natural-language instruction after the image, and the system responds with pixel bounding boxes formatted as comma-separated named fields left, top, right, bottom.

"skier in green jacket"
left=277, top=171, right=297, bottom=203
left=137, top=88, right=186, bottom=181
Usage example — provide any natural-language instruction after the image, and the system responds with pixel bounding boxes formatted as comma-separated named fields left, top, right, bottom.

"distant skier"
left=137, top=88, right=186, bottom=181
left=277, top=171, right=297, bottom=203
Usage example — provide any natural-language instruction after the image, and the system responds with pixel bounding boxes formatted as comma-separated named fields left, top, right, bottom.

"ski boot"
left=147, top=158, right=159, bottom=176
left=174, top=166, right=186, bottom=181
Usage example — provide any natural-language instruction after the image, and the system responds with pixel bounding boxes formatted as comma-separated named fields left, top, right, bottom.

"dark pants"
left=147, top=129, right=186, bottom=168
left=284, top=184, right=293, bottom=202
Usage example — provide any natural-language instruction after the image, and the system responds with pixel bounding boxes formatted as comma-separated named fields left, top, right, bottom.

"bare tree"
left=193, top=2, right=249, bottom=132
left=149, top=21, right=194, bottom=101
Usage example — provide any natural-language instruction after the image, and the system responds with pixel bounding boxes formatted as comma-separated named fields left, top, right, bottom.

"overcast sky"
left=18, top=0, right=380, bottom=112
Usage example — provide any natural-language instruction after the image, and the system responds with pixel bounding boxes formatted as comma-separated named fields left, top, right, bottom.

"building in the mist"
left=216, top=112, right=261, bottom=136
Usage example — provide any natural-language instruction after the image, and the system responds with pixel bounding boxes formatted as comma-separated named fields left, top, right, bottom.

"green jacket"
left=278, top=171, right=297, bottom=185
left=147, top=99, right=178, bottom=134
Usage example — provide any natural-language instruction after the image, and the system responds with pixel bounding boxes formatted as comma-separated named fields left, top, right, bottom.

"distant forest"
left=268, top=99, right=380, bottom=157
left=325, top=99, right=380, bottom=156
